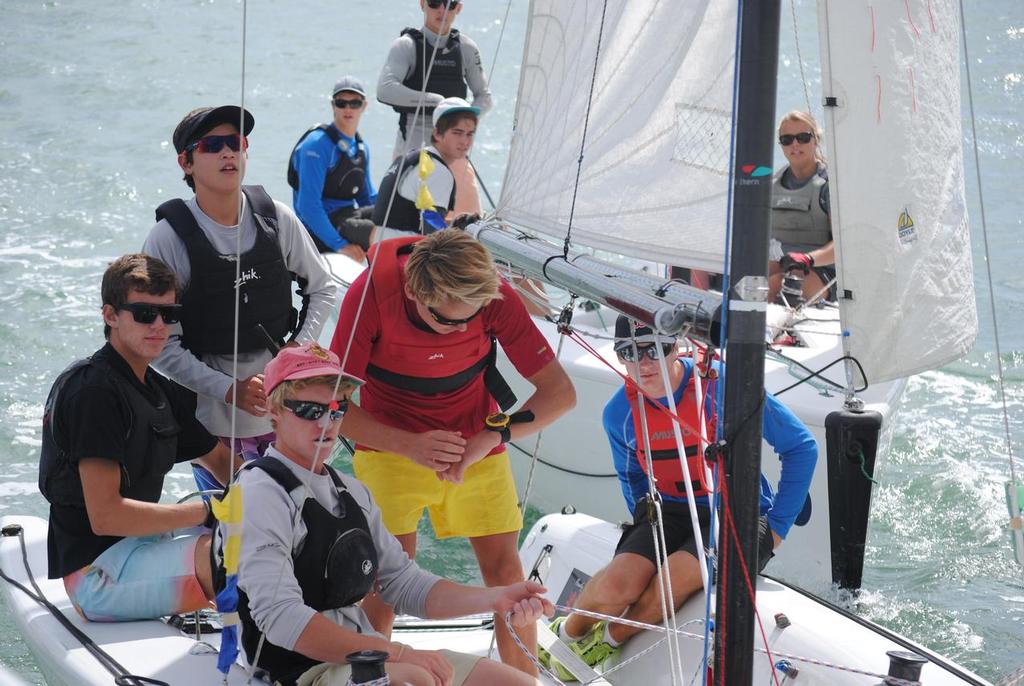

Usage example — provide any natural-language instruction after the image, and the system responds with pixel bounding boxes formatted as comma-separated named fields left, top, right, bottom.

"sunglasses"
left=426, top=0, right=460, bottom=8
left=283, top=398, right=349, bottom=422
left=333, top=98, right=365, bottom=110
left=616, top=342, right=677, bottom=363
left=117, top=302, right=182, bottom=325
left=185, top=134, right=248, bottom=154
left=779, top=132, right=814, bottom=146
left=427, top=305, right=483, bottom=327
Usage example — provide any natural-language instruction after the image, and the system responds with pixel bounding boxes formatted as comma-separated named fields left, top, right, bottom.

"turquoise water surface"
left=0, top=1, right=1021, bottom=683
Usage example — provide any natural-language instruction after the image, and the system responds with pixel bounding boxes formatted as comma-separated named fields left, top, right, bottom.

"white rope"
left=506, top=606, right=927, bottom=686
left=788, top=0, right=814, bottom=114
left=957, top=0, right=1017, bottom=483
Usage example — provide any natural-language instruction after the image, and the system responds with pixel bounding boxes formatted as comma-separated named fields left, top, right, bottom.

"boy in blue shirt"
left=541, top=315, right=817, bottom=678
left=289, top=76, right=377, bottom=261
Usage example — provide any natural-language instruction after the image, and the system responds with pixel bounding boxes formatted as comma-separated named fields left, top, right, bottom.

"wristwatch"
left=484, top=410, right=535, bottom=444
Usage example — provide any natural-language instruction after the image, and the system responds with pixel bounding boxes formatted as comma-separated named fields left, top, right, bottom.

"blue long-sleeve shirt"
left=291, top=125, right=377, bottom=251
left=602, top=358, right=817, bottom=539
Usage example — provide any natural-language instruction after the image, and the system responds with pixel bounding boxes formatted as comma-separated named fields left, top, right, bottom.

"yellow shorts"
left=353, top=449, right=523, bottom=539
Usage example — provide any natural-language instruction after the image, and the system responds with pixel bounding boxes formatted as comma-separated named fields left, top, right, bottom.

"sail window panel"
left=499, top=0, right=737, bottom=272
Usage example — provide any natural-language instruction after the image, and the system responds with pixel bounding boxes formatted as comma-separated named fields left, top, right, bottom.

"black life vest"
left=154, top=186, right=302, bottom=355
left=236, top=457, right=379, bottom=686
left=394, top=27, right=467, bottom=133
left=371, top=148, right=455, bottom=232
left=363, top=236, right=516, bottom=411
left=39, top=355, right=180, bottom=509
left=625, top=366, right=715, bottom=499
left=287, top=125, right=369, bottom=203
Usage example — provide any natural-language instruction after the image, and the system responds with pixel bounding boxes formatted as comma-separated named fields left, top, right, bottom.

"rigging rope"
left=957, top=0, right=1017, bottom=483
left=500, top=603, right=929, bottom=686
left=788, top=0, right=814, bottom=114
left=562, top=0, right=609, bottom=259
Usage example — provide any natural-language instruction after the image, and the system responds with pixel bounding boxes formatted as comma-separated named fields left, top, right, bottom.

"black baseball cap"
left=613, top=315, right=677, bottom=353
left=173, top=105, right=255, bottom=153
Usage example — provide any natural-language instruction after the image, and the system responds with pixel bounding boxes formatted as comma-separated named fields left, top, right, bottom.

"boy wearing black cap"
left=143, top=106, right=337, bottom=483
left=288, top=76, right=378, bottom=261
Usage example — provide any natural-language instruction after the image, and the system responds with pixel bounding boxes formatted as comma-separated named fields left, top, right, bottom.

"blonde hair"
left=778, top=110, right=827, bottom=166
left=267, top=375, right=357, bottom=414
left=404, top=231, right=503, bottom=308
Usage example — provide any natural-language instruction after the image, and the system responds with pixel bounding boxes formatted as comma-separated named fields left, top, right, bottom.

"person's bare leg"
left=464, top=656, right=543, bottom=686
left=195, top=534, right=214, bottom=599
left=382, top=661, right=433, bottom=686
left=608, top=550, right=703, bottom=644
left=362, top=531, right=417, bottom=638
left=562, top=553, right=655, bottom=640
left=469, top=531, right=537, bottom=675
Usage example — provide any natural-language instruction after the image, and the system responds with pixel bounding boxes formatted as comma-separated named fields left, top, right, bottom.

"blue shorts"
left=63, top=531, right=209, bottom=622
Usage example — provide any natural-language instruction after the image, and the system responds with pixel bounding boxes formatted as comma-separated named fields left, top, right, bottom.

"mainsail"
left=819, top=0, right=977, bottom=384
left=499, top=0, right=737, bottom=272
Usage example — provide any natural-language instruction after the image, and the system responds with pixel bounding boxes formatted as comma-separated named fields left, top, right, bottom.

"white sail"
left=499, top=0, right=737, bottom=272
left=818, top=0, right=977, bottom=383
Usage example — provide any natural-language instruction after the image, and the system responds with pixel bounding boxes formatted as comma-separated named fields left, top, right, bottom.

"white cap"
left=432, top=96, right=480, bottom=128
left=332, top=75, right=367, bottom=98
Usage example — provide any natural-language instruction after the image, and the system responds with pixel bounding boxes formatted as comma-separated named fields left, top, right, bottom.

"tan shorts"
left=353, top=449, right=523, bottom=538
left=297, top=649, right=481, bottom=686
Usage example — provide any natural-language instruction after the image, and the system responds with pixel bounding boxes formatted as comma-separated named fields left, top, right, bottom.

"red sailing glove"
left=779, top=252, right=814, bottom=274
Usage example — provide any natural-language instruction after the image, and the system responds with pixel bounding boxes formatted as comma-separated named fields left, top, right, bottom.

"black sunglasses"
left=427, top=305, right=483, bottom=327
left=283, top=398, right=349, bottom=422
left=185, top=133, right=247, bottom=154
left=333, top=98, right=364, bottom=110
left=426, top=0, right=460, bottom=8
left=616, top=342, right=677, bottom=363
left=117, top=302, right=182, bottom=325
left=779, top=132, right=814, bottom=146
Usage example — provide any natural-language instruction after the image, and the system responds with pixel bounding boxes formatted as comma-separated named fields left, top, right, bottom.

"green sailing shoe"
left=571, top=620, right=621, bottom=669
left=538, top=617, right=621, bottom=682
left=538, top=616, right=581, bottom=681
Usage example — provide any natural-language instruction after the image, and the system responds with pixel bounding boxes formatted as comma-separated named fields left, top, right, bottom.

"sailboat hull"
left=521, top=510, right=991, bottom=685
left=2, top=513, right=989, bottom=685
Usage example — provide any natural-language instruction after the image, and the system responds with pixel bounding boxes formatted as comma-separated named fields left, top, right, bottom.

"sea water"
left=0, top=1, right=1020, bottom=683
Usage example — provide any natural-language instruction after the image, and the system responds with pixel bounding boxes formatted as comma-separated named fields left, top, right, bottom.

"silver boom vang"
left=468, top=220, right=722, bottom=345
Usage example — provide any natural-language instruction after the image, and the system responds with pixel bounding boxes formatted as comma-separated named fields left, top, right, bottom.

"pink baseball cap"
left=264, top=343, right=365, bottom=395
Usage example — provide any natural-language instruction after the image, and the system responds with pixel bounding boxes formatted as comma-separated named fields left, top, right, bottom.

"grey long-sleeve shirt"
left=377, top=25, right=493, bottom=148
left=142, top=195, right=338, bottom=438
left=236, top=448, right=441, bottom=651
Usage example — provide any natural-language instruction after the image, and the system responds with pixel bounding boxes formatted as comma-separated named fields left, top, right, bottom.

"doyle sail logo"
left=427, top=352, right=445, bottom=361
left=897, top=207, right=918, bottom=245
left=235, top=268, right=260, bottom=289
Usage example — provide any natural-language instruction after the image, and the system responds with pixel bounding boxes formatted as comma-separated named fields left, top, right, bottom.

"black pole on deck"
left=714, top=1, right=782, bottom=685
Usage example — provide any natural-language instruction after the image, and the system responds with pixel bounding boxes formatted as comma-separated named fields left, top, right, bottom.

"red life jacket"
left=363, top=237, right=515, bottom=409
left=626, top=367, right=715, bottom=499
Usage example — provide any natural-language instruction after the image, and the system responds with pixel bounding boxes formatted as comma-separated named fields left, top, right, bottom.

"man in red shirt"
left=330, top=230, right=575, bottom=675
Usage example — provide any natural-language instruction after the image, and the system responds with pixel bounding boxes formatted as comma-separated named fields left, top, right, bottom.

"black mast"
left=714, top=1, right=782, bottom=684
